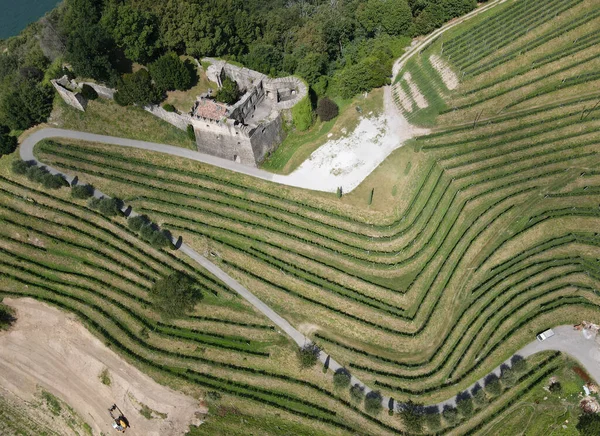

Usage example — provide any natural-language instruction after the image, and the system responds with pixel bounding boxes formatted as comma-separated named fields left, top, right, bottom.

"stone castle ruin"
left=190, top=59, right=307, bottom=166
left=52, top=59, right=307, bottom=167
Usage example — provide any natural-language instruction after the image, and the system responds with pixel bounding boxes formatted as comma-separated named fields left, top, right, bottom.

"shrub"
left=71, top=184, right=94, bottom=199
left=0, top=129, right=18, bottom=156
left=337, top=186, right=343, bottom=198
left=215, top=77, right=240, bottom=105
left=364, top=390, right=383, bottom=415
left=397, top=400, right=425, bottom=433
left=423, top=408, right=441, bottom=431
left=296, top=343, right=320, bottom=368
left=42, top=173, right=69, bottom=189
left=471, top=383, right=487, bottom=406
left=333, top=56, right=391, bottom=99
left=333, top=367, right=351, bottom=388
left=11, top=159, right=32, bottom=175
left=316, top=97, right=339, bottom=122
left=350, top=384, right=365, bottom=402
left=291, top=95, right=313, bottom=131
left=187, top=125, right=196, bottom=141
left=511, top=355, right=528, bottom=373
left=88, top=197, right=122, bottom=217
left=577, top=412, right=600, bottom=435
left=442, top=405, right=460, bottom=425
left=484, top=373, right=502, bottom=397
left=368, top=188, right=374, bottom=205
left=80, top=84, right=98, bottom=100
left=0, top=301, right=16, bottom=331
left=149, top=53, right=193, bottom=93
left=549, top=381, right=562, bottom=393
left=139, top=223, right=171, bottom=249
left=150, top=271, right=203, bottom=319
left=128, top=215, right=149, bottom=232
left=456, top=395, right=474, bottom=417
left=500, top=366, right=517, bottom=388
left=163, top=103, right=176, bottom=112
left=114, top=69, right=161, bottom=106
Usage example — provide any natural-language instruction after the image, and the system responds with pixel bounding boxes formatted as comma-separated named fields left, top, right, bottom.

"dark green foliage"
left=549, top=381, right=562, bottom=393
left=471, top=383, right=487, bottom=406
left=500, top=366, right=518, bottom=388
left=11, top=159, right=32, bottom=175
left=295, top=53, right=327, bottom=86
left=149, top=53, right=193, bottom=93
left=244, top=44, right=283, bottom=76
left=128, top=214, right=149, bottom=232
left=364, top=390, right=383, bottom=415
left=215, top=78, right=240, bottom=105
left=0, top=129, right=18, bottom=156
left=511, top=355, right=528, bottom=373
left=291, top=95, right=313, bottom=131
left=114, top=69, right=161, bottom=106
left=368, top=188, right=375, bottom=205
left=456, top=395, right=474, bottom=417
left=71, top=183, right=95, bottom=199
left=0, top=79, right=53, bottom=130
left=150, top=271, right=202, bottom=319
left=187, top=125, right=196, bottom=141
left=0, top=300, right=16, bottom=331
left=104, top=3, right=159, bottom=63
left=65, top=24, right=115, bottom=81
left=413, top=0, right=477, bottom=35
left=423, top=408, right=441, bottom=431
left=484, top=374, right=503, bottom=397
left=80, top=84, right=98, bottom=100
left=296, top=343, right=320, bottom=368
left=357, top=0, right=414, bottom=36
left=22, top=164, right=68, bottom=189
left=337, top=187, right=343, bottom=198
left=334, top=57, right=391, bottom=99
left=397, top=400, right=425, bottom=433
left=577, top=412, right=600, bottom=435
left=349, top=383, right=365, bottom=402
left=88, top=196, right=122, bottom=216
left=442, top=405, right=460, bottom=425
left=163, top=104, right=176, bottom=113
left=316, top=98, right=339, bottom=122
left=333, top=367, right=351, bottom=388
left=139, top=223, right=171, bottom=249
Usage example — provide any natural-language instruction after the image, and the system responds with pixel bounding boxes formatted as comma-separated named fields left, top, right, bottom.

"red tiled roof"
left=194, top=99, right=228, bottom=120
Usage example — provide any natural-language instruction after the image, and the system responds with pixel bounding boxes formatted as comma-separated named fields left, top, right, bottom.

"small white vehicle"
left=536, top=329, right=555, bottom=341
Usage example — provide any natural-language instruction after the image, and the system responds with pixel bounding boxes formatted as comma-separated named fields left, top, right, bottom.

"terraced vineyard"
left=4, top=0, right=600, bottom=434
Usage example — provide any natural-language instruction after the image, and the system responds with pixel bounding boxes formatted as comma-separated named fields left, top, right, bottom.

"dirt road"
left=0, top=298, right=204, bottom=436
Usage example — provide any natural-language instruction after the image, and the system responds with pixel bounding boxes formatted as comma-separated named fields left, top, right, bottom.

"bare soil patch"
left=0, top=298, right=205, bottom=436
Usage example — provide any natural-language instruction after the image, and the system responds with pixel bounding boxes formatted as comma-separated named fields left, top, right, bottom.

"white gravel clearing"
left=430, top=54, right=459, bottom=90
left=403, top=72, right=429, bottom=109
left=275, top=86, right=428, bottom=193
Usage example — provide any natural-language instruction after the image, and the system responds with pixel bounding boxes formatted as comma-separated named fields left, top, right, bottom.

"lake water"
left=0, top=0, right=61, bottom=40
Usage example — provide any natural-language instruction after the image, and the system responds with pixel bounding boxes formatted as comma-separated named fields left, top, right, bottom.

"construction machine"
left=108, top=404, right=129, bottom=432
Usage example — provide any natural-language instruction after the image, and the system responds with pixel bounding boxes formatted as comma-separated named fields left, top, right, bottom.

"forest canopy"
left=0, top=0, right=484, bottom=132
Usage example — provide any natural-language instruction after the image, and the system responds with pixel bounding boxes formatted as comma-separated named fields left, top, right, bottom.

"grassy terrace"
left=8, top=0, right=600, bottom=433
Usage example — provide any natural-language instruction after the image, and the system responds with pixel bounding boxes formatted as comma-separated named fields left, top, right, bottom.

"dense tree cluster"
left=0, top=0, right=486, bottom=133
left=150, top=271, right=203, bottom=319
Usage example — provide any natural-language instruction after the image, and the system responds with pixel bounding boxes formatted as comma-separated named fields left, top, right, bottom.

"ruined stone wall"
left=79, top=82, right=115, bottom=99
left=249, top=113, right=284, bottom=163
left=51, top=78, right=87, bottom=111
left=264, top=77, right=308, bottom=110
left=144, top=105, right=191, bottom=131
left=191, top=117, right=256, bottom=166
left=228, top=83, right=265, bottom=123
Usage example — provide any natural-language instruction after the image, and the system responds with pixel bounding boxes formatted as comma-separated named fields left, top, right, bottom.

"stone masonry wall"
left=144, top=105, right=191, bottom=131
left=79, top=82, right=115, bottom=99
left=192, top=117, right=256, bottom=166
left=51, top=78, right=86, bottom=111
left=250, top=113, right=284, bottom=164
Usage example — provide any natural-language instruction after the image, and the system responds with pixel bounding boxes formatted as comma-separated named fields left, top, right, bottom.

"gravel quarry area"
left=0, top=298, right=205, bottom=436
left=277, top=86, right=428, bottom=193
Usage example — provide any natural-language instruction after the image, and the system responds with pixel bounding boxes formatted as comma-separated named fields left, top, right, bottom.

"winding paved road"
left=19, top=0, right=598, bottom=414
